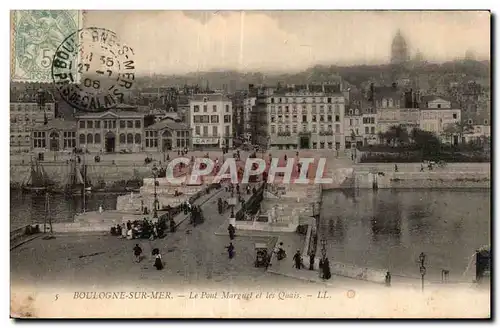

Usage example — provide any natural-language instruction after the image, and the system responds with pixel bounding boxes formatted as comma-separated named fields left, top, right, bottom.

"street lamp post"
left=320, top=238, right=327, bottom=260
left=152, top=164, right=159, bottom=218
left=419, top=252, right=426, bottom=292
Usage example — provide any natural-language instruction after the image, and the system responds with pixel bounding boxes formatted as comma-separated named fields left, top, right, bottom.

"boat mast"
left=82, top=152, right=86, bottom=213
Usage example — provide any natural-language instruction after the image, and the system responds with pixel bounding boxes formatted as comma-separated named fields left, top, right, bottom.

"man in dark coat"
left=133, top=244, right=142, bottom=263
left=293, top=250, right=302, bottom=269
left=226, top=242, right=235, bottom=259
left=228, top=224, right=235, bottom=240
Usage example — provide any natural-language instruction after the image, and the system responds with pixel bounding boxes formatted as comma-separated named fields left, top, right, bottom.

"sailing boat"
left=22, top=159, right=53, bottom=193
left=65, top=154, right=92, bottom=195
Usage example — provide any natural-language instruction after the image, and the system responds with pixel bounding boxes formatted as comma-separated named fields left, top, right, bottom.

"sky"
left=83, top=10, right=491, bottom=75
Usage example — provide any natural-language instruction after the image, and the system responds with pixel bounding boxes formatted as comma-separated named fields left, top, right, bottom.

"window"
left=79, top=120, right=85, bottom=128
left=302, top=115, right=307, bottom=123
left=292, top=115, right=297, bottom=122
left=271, top=125, right=276, bottom=134
left=104, top=121, right=108, bottom=129
left=328, top=142, right=333, bottom=149
left=203, top=97, right=208, bottom=102
left=79, top=133, right=86, bottom=144
left=135, top=120, right=141, bottom=128
left=371, top=127, right=375, bottom=134
left=94, top=133, right=101, bottom=144
left=312, top=125, right=317, bottom=133
left=468, top=119, right=473, bottom=125
left=119, top=133, right=126, bottom=144
left=203, top=126, right=208, bottom=136
left=195, top=126, right=200, bottom=135
left=335, top=124, right=340, bottom=133
left=320, top=142, right=325, bottom=149
left=437, top=104, right=441, bottom=108
left=335, top=115, right=340, bottom=122
left=63, top=131, right=76, bottom=149
left=271, top=116, right=276, bottom=123
left=313, top=142, right=317, bottom=149
left=327, top=98, right=332, bottom=103
left=292, top=125, right=297, bottom=133
left=453, top=113, right=457, bottom=119
left=271, top=98, right=275, bottom=104
left=312, top=115, right=317, bottom=122
left=127, top=120, right=133, bottom=128
left=350, top=119, right=353, bottom=126
left=95, top=121, right=101, bottom=129
left=112, top=121, right=116, bottom=128
left=120, top=120, right=126, bottom=128
left=203, top=105, right=208, bottom=112
left=135, top=133, right=141, bottom=144
left=226, top=105, right=230, bottom=113
left=320, top=115, right=324, bottom=122
left=327, top=115, right=332, bottom=122
left=87, top=133, right=93, bottom=144
left=484, top=119, right=489, bottom=125
left=365, top=127, right=369, bottom=134
left=87, top=121, right=93, bottom=129
left=211, top=115, right=219, bottom=123
left=225, top=125, right=230, bottom=136
left=194, top=105, right=200, bottom=112
left=33, top=131, right=46, bottom=148
left=224, top=115, right=231, bottom=123
left=328, top=124, right=332, bottom=131
left=126, top=133, right=133, bottom=144
left=212, top=126, right=218, bottom=136
left=213, top=105, right=217, bottom=112
left=145, top=131, right=157, bottom=148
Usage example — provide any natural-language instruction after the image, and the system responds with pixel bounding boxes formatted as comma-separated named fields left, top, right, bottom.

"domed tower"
left=391, top=29, right=409, bottom=65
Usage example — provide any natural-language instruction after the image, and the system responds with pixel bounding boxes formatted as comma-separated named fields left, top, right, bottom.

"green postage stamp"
left=11, top=10, right=84, bottom=82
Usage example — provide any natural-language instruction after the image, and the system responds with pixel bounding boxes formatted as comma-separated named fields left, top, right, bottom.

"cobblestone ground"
left=11, top=185, right=316, bottom=290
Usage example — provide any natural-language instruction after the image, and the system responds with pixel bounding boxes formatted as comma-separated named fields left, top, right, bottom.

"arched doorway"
left=105, top=131, right=116, bottom=153
left=162, top=130, right=173, bottom=151
left=49, top=131, right=59, bottom=151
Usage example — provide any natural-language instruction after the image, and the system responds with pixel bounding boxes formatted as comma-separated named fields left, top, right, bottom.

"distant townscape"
left=10, top=30, right=490, bottom=158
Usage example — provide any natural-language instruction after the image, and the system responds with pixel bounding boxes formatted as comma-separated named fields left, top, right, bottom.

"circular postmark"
left=346, top=290, right=356, bottom=298
left=51, top=27, right=135, bottom=112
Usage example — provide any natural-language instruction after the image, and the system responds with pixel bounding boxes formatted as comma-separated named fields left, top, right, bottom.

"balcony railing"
left=319, top=131, right=333, bottom=136
left=277, top=131, right=291, bottom=137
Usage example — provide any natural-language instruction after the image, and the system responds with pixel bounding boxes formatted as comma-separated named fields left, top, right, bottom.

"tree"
left=411, top=128, right=441, bottom=158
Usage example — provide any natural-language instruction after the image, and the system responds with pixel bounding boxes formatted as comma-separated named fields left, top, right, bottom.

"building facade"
left=75, top=110, right=145, bottom=153
left=189, top=94, right=233, bottom=149
left=144, top=120, right=191, bottom=152
left=419, top=96, right=461, bottom=144
left=258, top=84, right=346, bottom=150
left=31, top=119, right=77, bottom=153
left=10, top=90, right=56, bottom=152
left=243, top=96, right=256, bottom=142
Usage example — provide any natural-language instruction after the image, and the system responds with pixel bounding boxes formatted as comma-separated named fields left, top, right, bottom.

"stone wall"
left=354, top=171, right=491, bottom=189
left=11, top=163, right=166, bottom=190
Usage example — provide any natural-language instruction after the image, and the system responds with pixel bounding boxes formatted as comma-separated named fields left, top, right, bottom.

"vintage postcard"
left=10, top=10, right=491, bottom=318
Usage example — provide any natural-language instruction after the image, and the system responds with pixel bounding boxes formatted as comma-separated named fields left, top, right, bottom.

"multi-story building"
left=344, top=107, right=363, bottom=148
left=243, top=96, right=256, bottom=142
left=189, top=94, right=233, bottom=149
left=252, top=84, right=346, bottom=150
left=75, top=109, right=144, bottom=153
left=361, top=104, right=378, bottom=145
left=418, top=96, right=461, bottom=144
left=10, top=90, right=56, bottom=152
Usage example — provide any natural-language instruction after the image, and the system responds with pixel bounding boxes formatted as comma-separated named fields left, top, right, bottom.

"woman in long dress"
left=154, top=253, right=163, bottom=270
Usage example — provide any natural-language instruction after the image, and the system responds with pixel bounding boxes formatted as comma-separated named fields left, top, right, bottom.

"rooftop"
left=32, top=119, right=77, bottom=131
left=191, top=94, right=230, bottom=102
left=75, top=110, right=144, bottom=118
left=146, top=119, right=190, bottom=131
